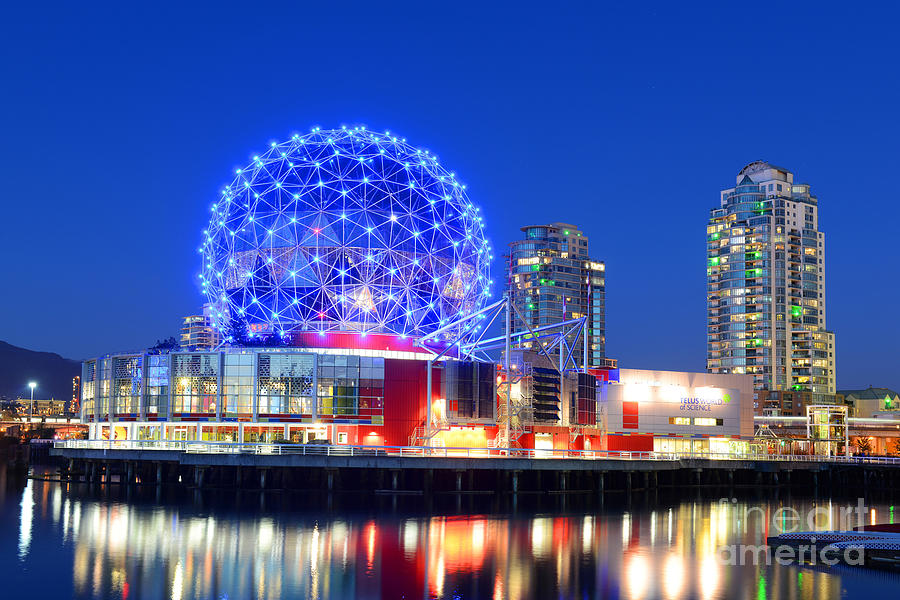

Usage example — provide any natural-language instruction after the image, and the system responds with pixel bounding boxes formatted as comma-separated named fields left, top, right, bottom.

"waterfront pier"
left=51, top=441, right=900, bottom=496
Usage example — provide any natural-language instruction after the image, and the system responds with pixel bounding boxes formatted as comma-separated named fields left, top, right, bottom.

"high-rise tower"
left=707, top=162, right=836, bottom=410
left=506, top=222, right=606, bottom=368
left=180, top=303, right=221, bottom=351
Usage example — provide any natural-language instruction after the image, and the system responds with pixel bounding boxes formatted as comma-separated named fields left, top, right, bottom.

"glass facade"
left=222, top=352, right=253, bottom=418
left=316, top=354, right=356, bottom=416
left=83, top=349, right=387, bottom=426
left=98, top=358, right=112, bottom=420
left=113, top=356, right=142, bottom=416
left=145, top=354, right=169, bottom=418
left=81, top=360, right=96, bottom=420
left=442, top=360, right=496, bottom=420
left=315, top=355, right=385, bottom=418
left=258, top=353, right=315, bottom=417
left=575, top=372, right=597, bottom=426
left=356, top=356, right=385, bottom=420
left=172, top=354, right=219, bottom=416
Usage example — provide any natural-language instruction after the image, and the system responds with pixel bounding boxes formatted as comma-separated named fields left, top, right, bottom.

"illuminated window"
left=669, top=417, right=690, bottom=426
left=258, top=353, right=315, bottom=416
left=694, top=418, right=724, bottom=427
left=172, top=354, right=219, bottom=415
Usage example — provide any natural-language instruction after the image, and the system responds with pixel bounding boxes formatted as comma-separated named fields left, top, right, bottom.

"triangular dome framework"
left=200, top=127, right=494, bottom=344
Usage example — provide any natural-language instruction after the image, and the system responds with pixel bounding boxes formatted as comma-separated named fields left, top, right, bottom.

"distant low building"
left=757, top=389, right=843, bottom=417
left=840, top=387, right=900, bottom=418
left=16, top=397, right=69, bottom=417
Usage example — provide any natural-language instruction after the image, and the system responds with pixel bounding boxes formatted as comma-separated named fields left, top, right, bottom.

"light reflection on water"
left=3, top=467, right=900, bottom=599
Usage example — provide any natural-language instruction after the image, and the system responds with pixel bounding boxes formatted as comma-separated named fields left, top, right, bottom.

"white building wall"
left=602, top=368, right=754, bottom=439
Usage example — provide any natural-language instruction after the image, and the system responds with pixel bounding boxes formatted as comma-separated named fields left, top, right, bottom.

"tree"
left=259, top=333, right=291, bottom=347
left=148, top=336, right=181, bottom=354
left=854, top=436, right=873, bottom=455
left=224, top=316, right=251, bottom=346
left=890, top=438, right=900, bottom=456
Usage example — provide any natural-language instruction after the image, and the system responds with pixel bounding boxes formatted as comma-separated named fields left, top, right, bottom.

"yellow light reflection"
left=663, top=553, right=684, bottom=600
left=492, top=570, right=504, bottom=600
left=402, top=520, right=418, bottom=558
left=532, top=518, right=550, bottom=558
left=366, top=521, right=376, bottom=568
left=434, top=555, right=445, bottom=598
left=582, top=516, right=593, bottom=555
left=472, top=519, right=485, bottom=555
left=699, top=555, right=719, bottom=600
left=625, top=553, right=649, bottom=599
left=17, top=478, right=34, bottom=559
left=37, top=483, right=862, bottom=600
left=171, top=559, right=183, bottom=600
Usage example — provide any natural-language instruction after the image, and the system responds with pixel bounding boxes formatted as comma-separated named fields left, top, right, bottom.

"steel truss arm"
left=411, top=295, right=588, bottom=374
left=464, top=317, right=586, bottom=351
left=508, top=301, right=563, bottom=374
left=561, top=319, right=585, bottom=371
left=429, top=314, right=486, bottom=361
left=415, top=298, right=506, bottom=348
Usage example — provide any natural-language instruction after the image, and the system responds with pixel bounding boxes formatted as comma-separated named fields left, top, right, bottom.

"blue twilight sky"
left=0, top=2, right=897, bottom=390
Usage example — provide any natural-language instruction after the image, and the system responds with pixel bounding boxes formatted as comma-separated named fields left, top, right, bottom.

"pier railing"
left=53, top=440, right=900, bottom=465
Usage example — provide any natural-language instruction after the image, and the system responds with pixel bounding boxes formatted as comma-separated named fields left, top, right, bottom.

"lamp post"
left=28, top=381, right=37, bottom=425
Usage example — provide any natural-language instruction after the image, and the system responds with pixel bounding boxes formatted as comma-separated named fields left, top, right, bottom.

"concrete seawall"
left=51, top=447, right=900, bottom=496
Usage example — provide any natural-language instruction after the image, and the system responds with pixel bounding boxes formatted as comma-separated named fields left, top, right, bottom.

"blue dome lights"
left=200, top=127, right=493, bottom=342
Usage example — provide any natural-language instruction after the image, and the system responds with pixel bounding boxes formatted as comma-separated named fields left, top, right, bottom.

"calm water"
left=3, top=463, right=899, bottom=599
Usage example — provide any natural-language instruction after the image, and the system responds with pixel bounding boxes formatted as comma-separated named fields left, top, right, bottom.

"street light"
left=28, top=381, right=37, bottom=424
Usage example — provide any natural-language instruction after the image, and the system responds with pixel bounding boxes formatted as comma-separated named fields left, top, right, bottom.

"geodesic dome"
left=200, top=126, right=493, bottom=342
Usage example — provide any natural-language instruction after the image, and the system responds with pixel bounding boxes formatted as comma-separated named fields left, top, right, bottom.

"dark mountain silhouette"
left=0, top=341, right=81, bottom=401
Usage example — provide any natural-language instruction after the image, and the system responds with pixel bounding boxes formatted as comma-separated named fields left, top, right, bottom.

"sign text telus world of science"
left=679, top=393, right=731, bottom=412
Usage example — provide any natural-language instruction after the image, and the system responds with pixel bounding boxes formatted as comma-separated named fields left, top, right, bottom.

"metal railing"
left=52, top=440, right=900, bottom=464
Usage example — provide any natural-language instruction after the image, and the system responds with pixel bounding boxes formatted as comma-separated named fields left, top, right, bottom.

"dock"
left=51, top=440, right=900, bottom=496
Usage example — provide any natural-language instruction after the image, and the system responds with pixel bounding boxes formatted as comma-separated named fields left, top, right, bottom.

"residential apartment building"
left=707, top=161, right=836, bottom=410
left=72, top=375, right=81, bottom=413
left=506, top=222, right=606, bottom=368
left=180, top=304, right=220, bottom=351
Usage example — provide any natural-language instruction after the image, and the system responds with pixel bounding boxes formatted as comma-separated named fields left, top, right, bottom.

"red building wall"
left=606, top=434, right=654, bottom=452
left=376, top=359, right=441, bottom=447
left=286, top=331, right=457, bottom=356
